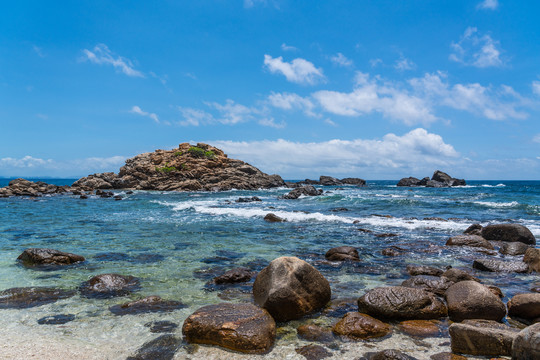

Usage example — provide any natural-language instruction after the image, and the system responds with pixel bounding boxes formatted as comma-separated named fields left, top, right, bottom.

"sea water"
left=0, top=180, right=538, bottom=359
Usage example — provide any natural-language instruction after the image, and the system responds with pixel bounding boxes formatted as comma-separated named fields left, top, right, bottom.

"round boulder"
left=79, top=273, right=140, bottom=299
left=401, top=275, right=454, bottom=296
left=332, top=312, right=391, bottom=340
left=357, top=286, right=448, bottom=320
left=508, top=293, right=540, bottom=323
left=445, top=281, right=506, bottom=322
left=253, top=256, right=331, bottom=322
left=499, top=242, right=530, bottom=256
left=524, top=248, right=540, bottom=272
left=512, top=323, right=540, bottom=360
left=182, top=303, right=276, bottom=354
left=481, top=224, right=536, bottom=245
left=441, top=268, right=479, bottom=283
left=325, top=246, right=359, bottom=261
left=17, top=248, right=85, bottom=267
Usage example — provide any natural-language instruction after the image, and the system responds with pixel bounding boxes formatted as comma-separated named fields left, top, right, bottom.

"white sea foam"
left=473, top=201, right=519, bottom=208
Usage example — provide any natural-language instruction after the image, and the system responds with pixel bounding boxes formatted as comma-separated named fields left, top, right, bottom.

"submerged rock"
left=406, top=265, right=443, bottom=277
left=17, top=248, right=85, bottom=268
left=127, top=334, right=181, bottom=360
left=398, top=320, right=440, bottom=338
left=481, top=224, right=536, bottom=245
left=145, top=321, right=179, bottom=333
left=332, top=312, right=391, bottom=340
left=79, top=273, right=140, bottom=299
left=357, top=286, right=447, bottom=320
left=213, top=267, right=255, bottom=284
left=296, top=324, right=335, bottom=343
left=253, top=256, right=331, bottom=322
left=109, top=296, right=185, bottom=315
left=295, top=344, right=333, bottom=360
left=37, top=314, right=75, bottom=325
left=182, top=303, right=276, bottom=354
left=0, top=287, right=76, bottom=309
left=365, top=349, right=418, bottom=360
left=264, top=213, right=286, bottom=222
left=445, top=281, right=506, bottom=322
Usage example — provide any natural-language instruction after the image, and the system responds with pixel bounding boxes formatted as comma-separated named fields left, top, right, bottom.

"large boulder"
left=0, top=287, right=76, bottom=309
left=431, top=170, right=466, bottom=187
left=481, top=224, right=536, bottom=245
left=253, top=256, right=331, bottom=321
left=109, top=296, right=185, bottom=315
left=357, top=286, right=448, bottom=320
left=401, top=275, right=454, bottom=296
left=182, top=303, right=276, bottom=354
left=332, top=312, right=391, bottom=340
left=449, top=320, right=519, bottom=357
left=445, top=235, right=494, bottom=250
left=79, top=273, right=140, bottom=298
left=512, top=323, right=540, bottom=360
left=445, top=281, right=506, bottom=322
left=508, top=293, right=540, bottom=323
left=325, top=246, right=360, bottom=261
left=340, top=177, right=366, bottom=186
left=472, top=258, right=529, bottom=273
left=17, top=248, right=85, bottom=268
left=397, top=177, right=422, bottom=187
left=524, top=248, right=540, bottom=272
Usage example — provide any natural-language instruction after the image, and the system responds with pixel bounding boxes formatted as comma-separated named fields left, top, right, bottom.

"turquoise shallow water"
left=0, top=179, right=538, bottom=358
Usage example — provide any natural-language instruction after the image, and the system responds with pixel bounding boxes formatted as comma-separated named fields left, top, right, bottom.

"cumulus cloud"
left=0, top=155, right=127, bottom=177
left=410, top=72, right=529, bottom=120
left=179, top=100, right=256, bottom=126
left=281, top=43, right=297, bottom=52
left=212, top=128, right=459, bottom=178
left=313, top=72, right=437, bottom=125
left=263, top=55, right=325, bottom=85
left=267, top=92, right=317, bottom=116
left=450, top=27, right=505, bottom=68
left=533, top=81, right=540, bottom=96
left=130, top=106, right=159, bottom=123
left=477, top=0, right=498, bottom=10
left=82, top=44, right=144, bottom=77
left=330, top=53, right=353, bottom=67
left=258, top=118, right=286, bottom=128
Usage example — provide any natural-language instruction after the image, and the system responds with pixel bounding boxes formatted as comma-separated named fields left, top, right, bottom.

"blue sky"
left=1, top=0, right=539, bottom=179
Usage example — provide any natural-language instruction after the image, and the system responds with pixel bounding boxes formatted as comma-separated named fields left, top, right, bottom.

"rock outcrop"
left=507, top=293, right=540, bottom=323
left=0, top=178, right=70, bottom=197
left=253, top=256, right=331, bottom=321
left=282, top=185, right=323, bottom=199
left=397, top=171, right=465, bottom=187
left=73, top=143, right=285, bottom=192
left=182, top=303, right=276, bottom=354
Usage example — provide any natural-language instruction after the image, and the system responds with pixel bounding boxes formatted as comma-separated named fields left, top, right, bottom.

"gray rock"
left=512, top=323, right=540, bottom=360
left=17, top=248, right=85, bottom=268
left=406, top=265, right=443, bottom=277
left=499, top=242, right=531, bottom=256
left=508, top=293, right=540, bottom=323
left=79, top=273, right=140, bottom=299
left=445, top=235, right=494, bottom=250
left=449, top=320, right=519, bottom=357
left=401, top=275, right=454, bottom=296
left=325, top=246, right=359, bottom=261
left=282, top=186, right=323, bottom=199
left=0, top=287, right=76, bottom=309
left=481, top=224, right=536, bottom=245
left=319, top=176, right=342, bottom=186
left=473, top=258, right=529, bottom=273
left=264, top=213, right=286, bottom=222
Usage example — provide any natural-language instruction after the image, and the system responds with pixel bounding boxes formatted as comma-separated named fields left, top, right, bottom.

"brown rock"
left=253, top=256, right=331, bottom=322
left=445, top=281, right=506, bottom=322
left=512, top=322, right=540, bottom=360
left=406, top=265, right=443, bottom=277
left=264, top=213, right=286, bottom=222
left=17, top=248, right=85, bottom=267
left=463, top=224, right=483, bottom=236
left=398, top=320, right=441, bottom=337
left=441, top=268, right=479, bottom=283
left=499, top=242, right=530, bottom=256
left=295, top=344, right=332, bottom=360
left=109, top=296, right=185, bottom=315
left=367, top=349, right=418, bottom=360
left=182, top=303, right=276, bottom=354
left=481, top=224, right=536, bottom=245
left=297, top=324, right=334, bottom=343
left=282, top=185, right=323, bottom=199
left=332, top=312, right=391, bottom=339
left=79, top=273, right=140, bottom=299
left=473, top=258, right=529, bottom=273
left=0, top=287, right=76, bottom=309
left=508, top=293, right=540, bottom=323
left=213, top=267, right=255, bottom=284
left=381, top=246, right=405, bottom=256
left=325, top=246, right=359, bottom=261
left=401, top=275, right=454, bottom=296
left=445, top=235, right=494, bottom=250
left=357, top=286, right=448, bottom=320
left=430, top=352, right=467, bottom=360
left=524, top=247, right=540, bottom=272
left=449, top=320, right=519, bottom=357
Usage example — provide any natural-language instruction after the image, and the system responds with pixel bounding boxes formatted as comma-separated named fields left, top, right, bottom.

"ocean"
left=0, top=179, right=538, bottom=359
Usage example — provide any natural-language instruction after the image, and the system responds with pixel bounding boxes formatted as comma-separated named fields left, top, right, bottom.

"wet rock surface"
left=282, top=185, right=323, bottom=199
left=264, top=213, right=286, bottom=222
left=145, top=320, right=179, bottom=333
left=406, top=265, right=443, bottom=277
left=17, top=248, right=85, bottom=270
left=449, top=320, right=519, bottom=357
left=441, top=268, right=479, bottom=283
left=0, top=287, right=76, bottom=309
left=481, top=223, right=536, bottom=245
left=512, top=322, right=540, bottom=360
left=398, top=320, right=441, bottom=337
left=127, top=334, right=181, bottom=360
left=401, top=275, right=454, bottom=296
left=37, top=314, right=76, bottom=325
left=332, top=312, right=392, bottom=340
left=212, top=267, right=255, bottom=284
left=364, top=349, right=419, bottom=360
left=499, top=241, right=531, bottom=256
left=357, top=286, right=448, bottom=320
left=253, top=256, right=331, bottom=322
left=397, top=171, right=465, bottom=187
left=445, top=281, right=506, bottom=322
left=295, top=344, right=333, bottom=360
left=297, top=324, right=335, bottom=343
left=182, top=302, right=276, bottom=354
left=472, top=258, right=529, bottom=273
left=445, top=235, right=494, bottom=250
left=79, top=273, right=140, bottom=299
left=325, top=246, right=359, bottom=261
left=109, top=295, right=185, bottom=315
left=508, top=293, right=540, bottom=323
left=73, top=143, right=285, bottom=192
left=524, top=247, right=540, bottom=272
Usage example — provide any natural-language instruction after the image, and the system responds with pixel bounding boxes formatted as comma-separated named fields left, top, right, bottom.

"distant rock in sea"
left=0, top=178, right=70, bottom=197
left=73, top=143, right=285, bottom=192
left=397, top=170, right=466, bottom=187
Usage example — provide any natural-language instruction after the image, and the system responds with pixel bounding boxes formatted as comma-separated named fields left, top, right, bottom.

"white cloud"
left=330, top=53, right=353, bottom=67
left=32, top=45, right=45, bottom=58
left=395, top=57, right=416, bottom=71
left=178, top=107, right=214, bottom=126
left=533, top=81, right=540, bottom=96
left=533, top=134, right=540, bottom=144
left=212, top=128, right=459, bottom=178
left=258, top=118, right=286, bottom=128
left=370, top=58, right=383, bottom=67
left=313, top=72, right=437, bottom=125
left=477, top=0, right=498, bottom=10
left=82, top=44, right=144, bottom=77
left=410, top=72, right=529, bottom=120
left=324, top=118, right=338, bottom=127
left=267, top=92, right=316, bottom=116
left=130, top=106, right=160, bottom=123
left=0, top=155, right=127, bottom=177
left=263, top=55, right=325, bottom=85
left=281, top=43, right=297, bottom=52
left=179, top=100, right=256, bottom=126
left=450, top=27, right=505, bottom=68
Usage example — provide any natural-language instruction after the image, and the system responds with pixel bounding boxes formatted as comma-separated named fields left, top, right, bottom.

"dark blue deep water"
left=0, top=179, right=538, bottom=358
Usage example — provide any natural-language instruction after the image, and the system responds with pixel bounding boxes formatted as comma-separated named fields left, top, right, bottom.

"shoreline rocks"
left=445, top=281, right=506, bottom=322
left=17, top=248, right=85, bottom=268
left=0, top=178, right=70, bottom=197
left=397, top=170, right=465, bottom=187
